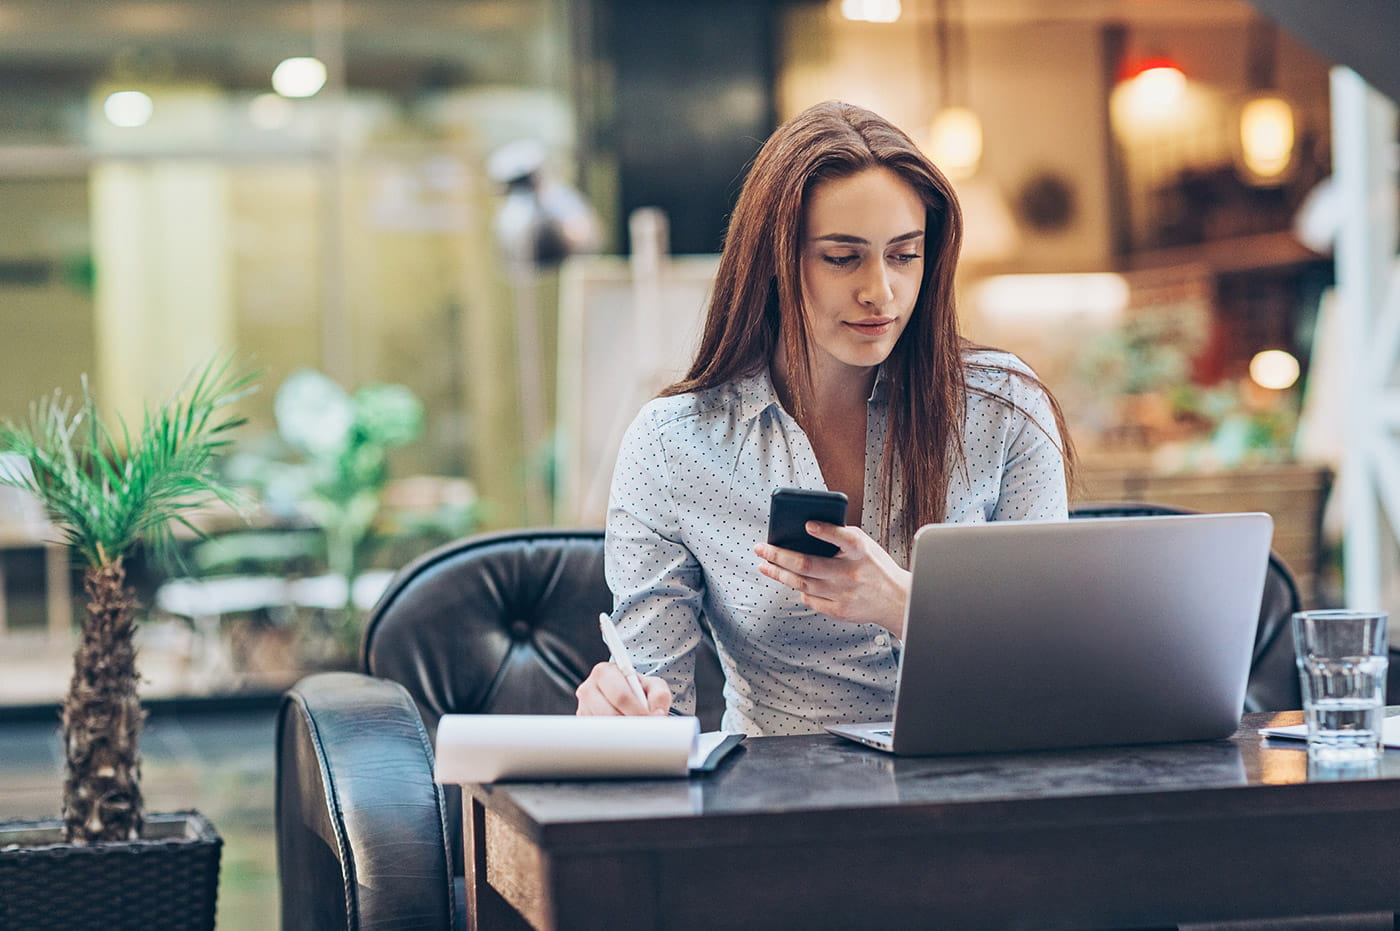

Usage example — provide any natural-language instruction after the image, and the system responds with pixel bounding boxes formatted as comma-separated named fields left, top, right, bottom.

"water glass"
left=1292, top=609, right=1388, bottom=762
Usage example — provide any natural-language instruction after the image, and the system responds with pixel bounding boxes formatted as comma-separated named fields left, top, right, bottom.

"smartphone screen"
left=766, top=487, right=848, bottom=557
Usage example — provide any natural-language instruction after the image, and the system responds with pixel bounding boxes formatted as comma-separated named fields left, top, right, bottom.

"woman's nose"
left=857, top=263, right=894, bottom=306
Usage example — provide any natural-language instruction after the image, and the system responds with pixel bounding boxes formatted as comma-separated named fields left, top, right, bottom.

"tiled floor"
left=1, top=704, right=280, bottom=931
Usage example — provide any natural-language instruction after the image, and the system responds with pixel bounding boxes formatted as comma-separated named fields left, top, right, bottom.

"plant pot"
left=0, top=810, right=222, bottom=931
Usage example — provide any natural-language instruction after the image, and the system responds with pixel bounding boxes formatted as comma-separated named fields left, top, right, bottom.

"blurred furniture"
left=152, top=570, right=395, bottom=692
left=156, top=571, right=395, bottom=621
left=1071, top=501, right=1302, bottom=713
left=1077, top=462, right=1331, bottom=603
left=275, top=515, right=1305, bottom=929
left=463, top=712, right=1399, bottom=930
left=275, top=528, right=724, bottom=931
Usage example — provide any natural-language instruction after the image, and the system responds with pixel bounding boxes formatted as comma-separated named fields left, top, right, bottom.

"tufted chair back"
left=276, top=528, right=724, bottom=930
left=365, top=528, right=722, bottom=870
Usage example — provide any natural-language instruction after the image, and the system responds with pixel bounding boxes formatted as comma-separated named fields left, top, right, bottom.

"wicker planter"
left=0, top=810, right=221, bottom=931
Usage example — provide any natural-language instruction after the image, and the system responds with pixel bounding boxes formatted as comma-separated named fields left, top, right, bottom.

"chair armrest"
left=276, top=671, right=457, bottom=931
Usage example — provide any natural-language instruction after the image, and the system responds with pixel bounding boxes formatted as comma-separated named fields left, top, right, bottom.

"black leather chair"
left=275, top=528, right=725, bottom=931
left=275, top=515, right=1306, bottom=930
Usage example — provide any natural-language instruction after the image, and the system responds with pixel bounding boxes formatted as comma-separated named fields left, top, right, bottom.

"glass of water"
left=1292, top=609, right=1389, bottom=762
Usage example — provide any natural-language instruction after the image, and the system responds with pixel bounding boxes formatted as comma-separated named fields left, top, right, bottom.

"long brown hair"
left=664, top=100, right=1072, bottom=549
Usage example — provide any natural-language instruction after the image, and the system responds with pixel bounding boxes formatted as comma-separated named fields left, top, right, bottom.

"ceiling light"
left=924, top=1, right=980, bottom=181
left=1238, top=94, right=1296, bottom=183
left=1234, top=18, right=1297, bottom=187
left=271, top=57, right=328, bottom=99
left=103, top=90, right=154, bottom=128
left=1121, top=58, right=1186, bottom=116
left=840, top=0, right=901, bottom=23
left=927, top=107, right=982, bottom=182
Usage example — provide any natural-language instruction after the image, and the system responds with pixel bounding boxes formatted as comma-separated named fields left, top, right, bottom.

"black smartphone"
left=766, top=487, right=848, bottom=557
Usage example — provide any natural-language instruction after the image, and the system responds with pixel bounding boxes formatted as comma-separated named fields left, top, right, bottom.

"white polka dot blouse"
left=604, top=350, right=1069, bottom=737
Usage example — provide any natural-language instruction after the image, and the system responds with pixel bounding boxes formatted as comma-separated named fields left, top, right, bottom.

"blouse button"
left=874, top=634, right=888, bottom=647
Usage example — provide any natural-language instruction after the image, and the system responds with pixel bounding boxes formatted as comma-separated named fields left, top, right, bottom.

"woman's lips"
left=845, top=317, right=896, bottom=334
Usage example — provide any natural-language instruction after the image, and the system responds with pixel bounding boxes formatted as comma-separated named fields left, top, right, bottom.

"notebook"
left=827, top=512, right=1274, bottom=756
left=433, top=715, right=745, bottom=783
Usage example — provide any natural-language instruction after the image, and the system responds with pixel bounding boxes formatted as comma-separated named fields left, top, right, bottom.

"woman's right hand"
left=575, top=662, right=673, bottom=716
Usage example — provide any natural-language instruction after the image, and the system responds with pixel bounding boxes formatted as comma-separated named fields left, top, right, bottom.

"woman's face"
left=797, top=166, right=925, bottom=379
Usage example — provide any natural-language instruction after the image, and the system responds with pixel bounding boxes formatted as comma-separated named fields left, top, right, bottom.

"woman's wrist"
left=879, top=567, right=912, bottom=638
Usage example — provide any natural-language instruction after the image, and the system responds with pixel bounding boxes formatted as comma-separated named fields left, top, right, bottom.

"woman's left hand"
left=754, top=522, right=911, bottom=637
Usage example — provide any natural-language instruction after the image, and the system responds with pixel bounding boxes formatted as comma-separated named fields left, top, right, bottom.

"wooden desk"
left=463, top=711, right=1400, bottom=930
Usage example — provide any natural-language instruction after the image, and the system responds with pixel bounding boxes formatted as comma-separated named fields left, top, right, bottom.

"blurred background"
left=0, top=1, right=1396, bottom=926
left=3, top=0, right=1397, bottom=698
left=1, top=0, right=1397, bottom=699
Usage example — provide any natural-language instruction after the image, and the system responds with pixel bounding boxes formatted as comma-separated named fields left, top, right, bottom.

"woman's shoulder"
left=960, top=348, right=1060, bottom=425
left=962, top=348, right=1039, bottom=389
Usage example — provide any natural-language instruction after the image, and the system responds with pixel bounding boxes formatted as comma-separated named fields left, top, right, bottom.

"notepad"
left=1259, top=715, right=1400, bottom=748
left=433, top=714, right=745, bottom=783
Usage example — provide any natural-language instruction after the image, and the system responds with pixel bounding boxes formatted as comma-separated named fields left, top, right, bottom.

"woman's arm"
left=577, top=407, right=708, bottom=716
left=754, top=527, right=911, bottom=638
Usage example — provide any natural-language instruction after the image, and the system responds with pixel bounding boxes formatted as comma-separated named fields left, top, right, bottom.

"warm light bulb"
left=271, top=57, right=328, bottom=98
left=1123, top=63, right=1186, bottom=117
left=103, top=90, right=154, bottom=128
left=927, top=107, right=983, bottom=182
left=1239, top=95, right=1295, bottom=182
left=840, top=0, right=901, bottom=23
left=1249, top=349, right=1300, bottom=390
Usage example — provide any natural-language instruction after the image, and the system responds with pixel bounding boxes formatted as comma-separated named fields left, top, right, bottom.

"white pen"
left=598, top=612, right=649, bottom=706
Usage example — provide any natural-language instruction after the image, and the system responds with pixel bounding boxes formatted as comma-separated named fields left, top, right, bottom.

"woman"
left=576, top=100, right=1073, bottom=735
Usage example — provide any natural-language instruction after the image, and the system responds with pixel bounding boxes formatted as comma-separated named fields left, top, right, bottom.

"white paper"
left=434, top=714, right=701, bottom=783
left=1260, top=715, right=1400, bottom=748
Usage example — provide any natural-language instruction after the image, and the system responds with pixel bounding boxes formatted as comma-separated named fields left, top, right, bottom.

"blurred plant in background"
left=1070, top=302, right=1300, bottom=469
left=149, top=369, right=481, bottom=683
left=225, top=370, right=440, bottom=655
left=269, top=369, right=424, bottom=586
left=1065, top=298, right=1303, bottom=470
left=1164, top=379, right=1301, bottom=470
left=1074, top=300, right=1208, bottom=402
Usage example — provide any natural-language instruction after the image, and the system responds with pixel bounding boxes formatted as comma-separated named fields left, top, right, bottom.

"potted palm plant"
left=0, top=357, right=254, bottom=931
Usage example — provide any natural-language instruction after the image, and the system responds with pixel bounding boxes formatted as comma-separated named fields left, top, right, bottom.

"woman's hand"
left=754, top=522, right=912, bottom=637
left=575, top=662, right=673, bottom=716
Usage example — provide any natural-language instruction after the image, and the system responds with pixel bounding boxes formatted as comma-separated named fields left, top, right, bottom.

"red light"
left=1120, top=55, right=1184, bottom=84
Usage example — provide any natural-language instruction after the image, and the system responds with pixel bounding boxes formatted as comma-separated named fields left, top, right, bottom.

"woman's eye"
left=890, top=253, right=922, bottom=265
left=823, top=254, right=858, bottom=268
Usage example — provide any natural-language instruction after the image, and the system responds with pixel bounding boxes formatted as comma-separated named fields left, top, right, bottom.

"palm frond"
left=0, top=355, right=258, bottom=569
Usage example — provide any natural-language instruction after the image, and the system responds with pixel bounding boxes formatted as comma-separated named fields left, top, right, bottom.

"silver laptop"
left=827, top=512, right=1274, bottom=755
